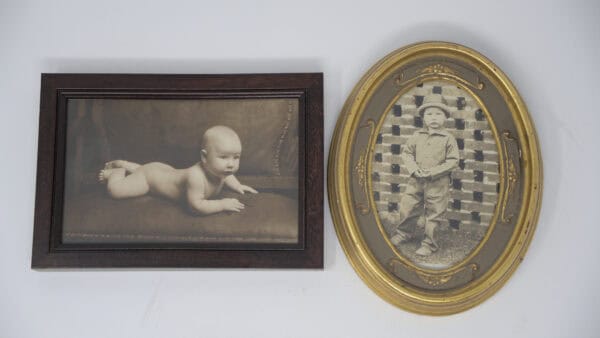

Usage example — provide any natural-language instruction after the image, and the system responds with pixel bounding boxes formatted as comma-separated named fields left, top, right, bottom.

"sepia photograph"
left=62, top=98, right=301, bottom=247
left=329, top=42, right=542, bottom=313
left=32, top=73, right=323, bottom=268
left=373, top=80, right=500, bottom=270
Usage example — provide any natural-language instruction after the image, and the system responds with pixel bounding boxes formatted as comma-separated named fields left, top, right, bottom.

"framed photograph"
left=329, top=42, right=542, bottom=314
left=32, top=73, right=323, bottom=268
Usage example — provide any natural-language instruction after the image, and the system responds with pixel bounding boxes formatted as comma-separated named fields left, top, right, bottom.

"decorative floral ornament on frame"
left=328, top=42, right=542, bottom=315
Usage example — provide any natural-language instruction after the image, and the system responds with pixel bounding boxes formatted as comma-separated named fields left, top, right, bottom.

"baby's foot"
left=104, top=160, right=140, bottom=173
left=104, top=160, right=126, bottom=169
left=98, top=168, right=117, bottom=183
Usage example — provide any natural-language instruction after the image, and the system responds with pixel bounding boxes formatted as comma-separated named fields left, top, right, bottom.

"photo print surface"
left=61, top=98, right=300, bottom=248
left=372, top=80, right=500, bottom=270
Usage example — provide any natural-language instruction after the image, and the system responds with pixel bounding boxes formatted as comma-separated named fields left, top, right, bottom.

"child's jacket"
left=401, top=129, right=459, bottom=179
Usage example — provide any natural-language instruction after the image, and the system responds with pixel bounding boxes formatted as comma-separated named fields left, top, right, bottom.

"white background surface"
left=1, top=1, right=599, bottom=337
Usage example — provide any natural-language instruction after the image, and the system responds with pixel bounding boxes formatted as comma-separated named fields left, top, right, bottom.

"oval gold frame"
left=328, top=42, right=542, bottom=315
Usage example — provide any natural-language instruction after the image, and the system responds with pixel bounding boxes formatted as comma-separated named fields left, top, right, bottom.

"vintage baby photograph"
left=61, top=97, right=301, bottom=248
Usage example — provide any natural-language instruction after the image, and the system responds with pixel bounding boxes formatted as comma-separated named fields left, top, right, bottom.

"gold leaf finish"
left=501, top=130, right=520, bottom=223
left=328, top=42, right=542, bottom=315
left=420, top=64, right=458, bottom=76
left=354, top=120, right=375, bottom=215
left=389, top=259, right=479, bottom=286
left=395, top=63, right=484, bottom=90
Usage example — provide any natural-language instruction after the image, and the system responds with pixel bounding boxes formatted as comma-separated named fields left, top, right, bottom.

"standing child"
left=389, top=94, right=459, bottom=256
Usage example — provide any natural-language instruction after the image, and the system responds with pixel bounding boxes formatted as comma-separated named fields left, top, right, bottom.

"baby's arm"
left=224, top=175, right=258, bottom=194
left=186, top=177, right=244, bottom=214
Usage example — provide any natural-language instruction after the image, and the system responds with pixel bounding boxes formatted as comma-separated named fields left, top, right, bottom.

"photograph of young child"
left=387, top=94, right=459, bottom=256
left=61, top=98, right=301, bottom=247
left=373, top=82, right=501, bottom=270
left=99, top=126, right=257, bottom=215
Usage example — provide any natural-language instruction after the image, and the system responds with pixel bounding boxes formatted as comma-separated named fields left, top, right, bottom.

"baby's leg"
left=104, top=160, right=141, bottom=173
left=99, top=167, right=149, bottom=199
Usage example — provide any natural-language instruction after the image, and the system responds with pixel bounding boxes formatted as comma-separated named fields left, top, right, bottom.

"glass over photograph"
left=373, top=80, right=500, bottom=270
left=61, top=98, right=300, bottom=247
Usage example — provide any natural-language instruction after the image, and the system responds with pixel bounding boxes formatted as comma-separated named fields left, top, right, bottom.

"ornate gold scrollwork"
left=394, top=63, right=484, bottom=90
left=354, top=150, right=370, bottom=215
left=501, top=130, right=520, bottom=223
left=329, top=42, right=542, bottom=314
left=388, top=259, right=479, bottom=286
left=354, top=119, right=375, bottom=215
left=415, top=272, right=454, bottom=287
left=420, top=64, right=458, bottom=76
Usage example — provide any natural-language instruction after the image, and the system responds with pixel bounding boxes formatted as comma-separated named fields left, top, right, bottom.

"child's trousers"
left=390, top=175, right=451, bottom=250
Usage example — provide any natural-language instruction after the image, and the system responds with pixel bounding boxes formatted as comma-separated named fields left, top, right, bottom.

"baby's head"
left=200, top=126, right=242, bottom=178
left=418, top=94, right=451, bottom=130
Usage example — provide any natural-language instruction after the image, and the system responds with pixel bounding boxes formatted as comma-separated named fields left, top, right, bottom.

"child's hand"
left=414, top=169, right=431, bottom=179
left=220, top=198, right=245, bottom=212
left=235, top=184, right=258, bottom=195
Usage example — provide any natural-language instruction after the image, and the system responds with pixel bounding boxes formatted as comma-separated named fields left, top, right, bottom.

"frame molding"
left=32, top=73, right=323, bottom=269
left=328, top=42, right=542, bottom=314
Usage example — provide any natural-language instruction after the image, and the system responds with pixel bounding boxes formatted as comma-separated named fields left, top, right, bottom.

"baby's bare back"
left=139, top=162, right=223, bottom=203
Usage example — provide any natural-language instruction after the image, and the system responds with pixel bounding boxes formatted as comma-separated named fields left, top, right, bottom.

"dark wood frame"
left=32, top=73, right=323, bottom=268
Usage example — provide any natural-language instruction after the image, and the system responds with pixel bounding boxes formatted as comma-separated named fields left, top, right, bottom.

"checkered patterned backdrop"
left=373, top=81, right=500, bottom=230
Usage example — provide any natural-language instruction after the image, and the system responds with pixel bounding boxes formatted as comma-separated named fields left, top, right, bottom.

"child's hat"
left=417, top=94, right=451, bottom=118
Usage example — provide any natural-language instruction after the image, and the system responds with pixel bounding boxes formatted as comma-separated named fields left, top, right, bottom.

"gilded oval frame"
left=328, top=42, right=542, bottom=315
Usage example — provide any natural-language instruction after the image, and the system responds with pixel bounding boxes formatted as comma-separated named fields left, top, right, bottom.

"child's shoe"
left=415, top=245, right=433, bottom=256
left=390, top=231, right=411, bottom=246
left=415, top=241, right=439, bottom=256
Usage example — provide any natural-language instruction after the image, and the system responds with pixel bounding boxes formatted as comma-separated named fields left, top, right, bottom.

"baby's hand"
left=220, top=198, right=245, bottom=212
left=235, top=184, right=258, bottom=195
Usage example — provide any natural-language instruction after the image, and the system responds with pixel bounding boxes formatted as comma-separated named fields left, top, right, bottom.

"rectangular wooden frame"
left=32, top=73, right=323, bottom=268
